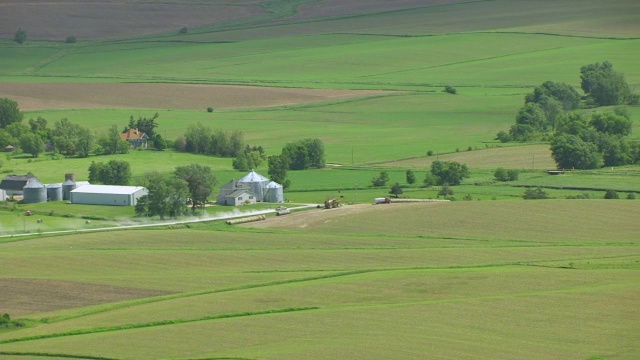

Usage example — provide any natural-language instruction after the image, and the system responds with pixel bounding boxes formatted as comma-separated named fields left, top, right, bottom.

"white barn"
left=70, top=185, right=148, bottom=206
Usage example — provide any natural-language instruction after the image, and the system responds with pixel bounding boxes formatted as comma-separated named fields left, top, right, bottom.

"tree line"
left=496, top=62, right=639, bottom=169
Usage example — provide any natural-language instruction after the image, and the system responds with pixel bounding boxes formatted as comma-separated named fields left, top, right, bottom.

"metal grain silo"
left=62, top=179, right=76, bottom=200
left=238, top=170, right=270, bottom=201
left=23, top=179, right=46, bottom=204
left=264, top=181, right=284, bottom=203
left=47, top=183, right=63, bottom=201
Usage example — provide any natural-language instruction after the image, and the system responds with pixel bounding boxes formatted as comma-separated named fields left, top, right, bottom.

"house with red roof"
left=120, top=128, right=148, bottom=149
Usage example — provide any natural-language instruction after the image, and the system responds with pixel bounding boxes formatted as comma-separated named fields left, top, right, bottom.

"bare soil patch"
left=0, top=278, right=170, bottom=317
left=0, top=1, right=265, bottom=40
left=0, top=83, right=388, bottom=111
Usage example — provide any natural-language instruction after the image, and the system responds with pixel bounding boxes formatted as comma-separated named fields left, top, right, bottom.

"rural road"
left=0, top=204, right=319, bottom=239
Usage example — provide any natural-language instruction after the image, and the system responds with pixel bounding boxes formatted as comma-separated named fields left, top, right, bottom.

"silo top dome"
left=47, top=183, right=62, bottom=189
left=24, top=179, right=45, bottom=188
left=238, top=170, right=269, bottom=183
left=63, top=179, right=76, bottom=186
left=265, top=181, right=282, bottom=188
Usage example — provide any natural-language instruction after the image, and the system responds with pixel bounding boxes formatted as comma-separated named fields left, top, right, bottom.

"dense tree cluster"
left=427, top=160, right=469, bottom=186
left=136, top=164, right=216, bottom=219
left=179, top=122, right=243, bottom=157
left=175, top=164, right=217, bottom=211
left=550, top=109, right=638, bottom=169
left=0, top=98, right=24, bottom=128
left=88, top=160, right=132, bottom=185
left=280, top=138, right=326, bottom=170
left=267, top=154, right=291, bottom=189
left=497, top=62, right=637, bottom=143
left=580, top=61, right=638, bottom=106
left=233, top=145, right=267, bottom=171
left=135, top=173, right=189, bottom=220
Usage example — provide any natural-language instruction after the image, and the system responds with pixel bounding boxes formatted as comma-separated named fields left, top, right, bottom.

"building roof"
left=0, top=174, right=38, bottom=191
left=24, top=179, right=45, bottom=188
left=120, top=128, right=147, bottom=141
left=238, top=170, right=269, bottom=184
left=225, top=189, right=256, bottom=199
left=71, top=184, right=147, bottom=195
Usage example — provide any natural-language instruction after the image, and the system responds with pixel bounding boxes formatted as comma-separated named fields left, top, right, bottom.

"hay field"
left=0, top=201, right=637, bottom=359
left=0, top=82, right=388, bottom=111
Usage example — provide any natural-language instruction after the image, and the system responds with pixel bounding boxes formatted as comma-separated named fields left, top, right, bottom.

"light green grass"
left=0, top=200, right=637, bottom=358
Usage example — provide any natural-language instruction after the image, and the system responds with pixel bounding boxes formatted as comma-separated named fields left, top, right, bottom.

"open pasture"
left=0, top=201, right=637, bottom=359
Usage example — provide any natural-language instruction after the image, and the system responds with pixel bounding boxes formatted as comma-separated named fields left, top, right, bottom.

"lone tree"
left=14, top=28, right=27, bottom=44
left=405, top=169, right=416, bottom=185
left=0, top=98, right=23, bottom=128
left=389, top=183, right=403, bottom=198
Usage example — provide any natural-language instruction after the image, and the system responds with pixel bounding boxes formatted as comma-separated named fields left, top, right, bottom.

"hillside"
left=2, top=0, right=639, bottom=41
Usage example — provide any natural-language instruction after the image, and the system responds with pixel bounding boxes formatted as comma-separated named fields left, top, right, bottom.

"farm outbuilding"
left=0, top=174, right=39, bottom=195
left=70, top=185, right=148, bottom=206
left=46, top=183, right=63, bottom=201
left=264, top=181, right=284, bottom=203
left=216, top=170, right=283, bottom=206
left=23, top=179, right=47, bottom=204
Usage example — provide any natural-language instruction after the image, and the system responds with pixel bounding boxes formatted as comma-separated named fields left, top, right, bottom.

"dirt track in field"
left=0, top=83, right=388, bottom=111
left=0, top=278, right=170, bottom=317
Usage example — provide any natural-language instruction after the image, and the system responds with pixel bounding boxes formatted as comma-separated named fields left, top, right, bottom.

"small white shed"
left=70, top=185, right=148, bottom=206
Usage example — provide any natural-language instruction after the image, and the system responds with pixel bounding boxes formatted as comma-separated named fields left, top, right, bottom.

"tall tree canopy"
left=174, top=164, right=217, bottom=211
left=580, top=61, right=637, bottom=106
left=0, top=98, right=23, bottom=128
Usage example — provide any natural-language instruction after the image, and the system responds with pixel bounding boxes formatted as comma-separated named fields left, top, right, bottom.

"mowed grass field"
left=1, top=1, right=640, bottom=359
left=0, top=201, right=637, bottom=359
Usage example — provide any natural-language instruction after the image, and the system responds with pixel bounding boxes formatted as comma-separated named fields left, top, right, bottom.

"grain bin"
left=238, top=170, right=270, bottom=201
left=62, top=179, right=76, bottom=200
left=264, top=181, right=284, bottom=203
left=23, top=179, right=46, bottom=204
left=46, top=183, right=63, bottom=201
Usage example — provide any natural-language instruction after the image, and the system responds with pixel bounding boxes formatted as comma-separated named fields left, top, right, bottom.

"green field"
left=1, top=0, right=639, bottom=359
left=0, top=201, right=637, bottom=359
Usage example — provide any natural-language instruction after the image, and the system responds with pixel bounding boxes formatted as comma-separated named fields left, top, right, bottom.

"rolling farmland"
left=0, top=0, right=639, bottom=359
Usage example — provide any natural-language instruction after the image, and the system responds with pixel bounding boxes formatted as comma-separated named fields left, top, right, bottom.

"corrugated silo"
left=23, top=179, right=47, bottom=204
left=47, top=183, right=63, bottom=201
left=62, top=179, right=76, bottom=200
left=238, top=170, right=270, bottom=201
left=264, top=181, right=284, bottom=203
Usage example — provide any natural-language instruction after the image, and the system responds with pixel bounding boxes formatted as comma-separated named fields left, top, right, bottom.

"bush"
left=494, top=168, right=519, bottom=182
left=438, top=184, right=453, bottom=196
left=626, top=193, right=636, bottom=199
left=207, top=107, right=214, bottom=112
left=444, top=85, right=457, bottom=94
left=523, top=187, right=548, bottom=199
left=179, top=27, right=188, bottom=34
left=65, top=36, right=77, bottom=43
left=495, top=130, right=513, bottom=143
left=14, top=28, right=27, bottom=44
left=462, top=194, right=473, bottom=201
left=426, top=150, right=434, bottom=156
left=604, top=190, right=619, bottom=199
left=566, top=193, right=591, bottom=199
